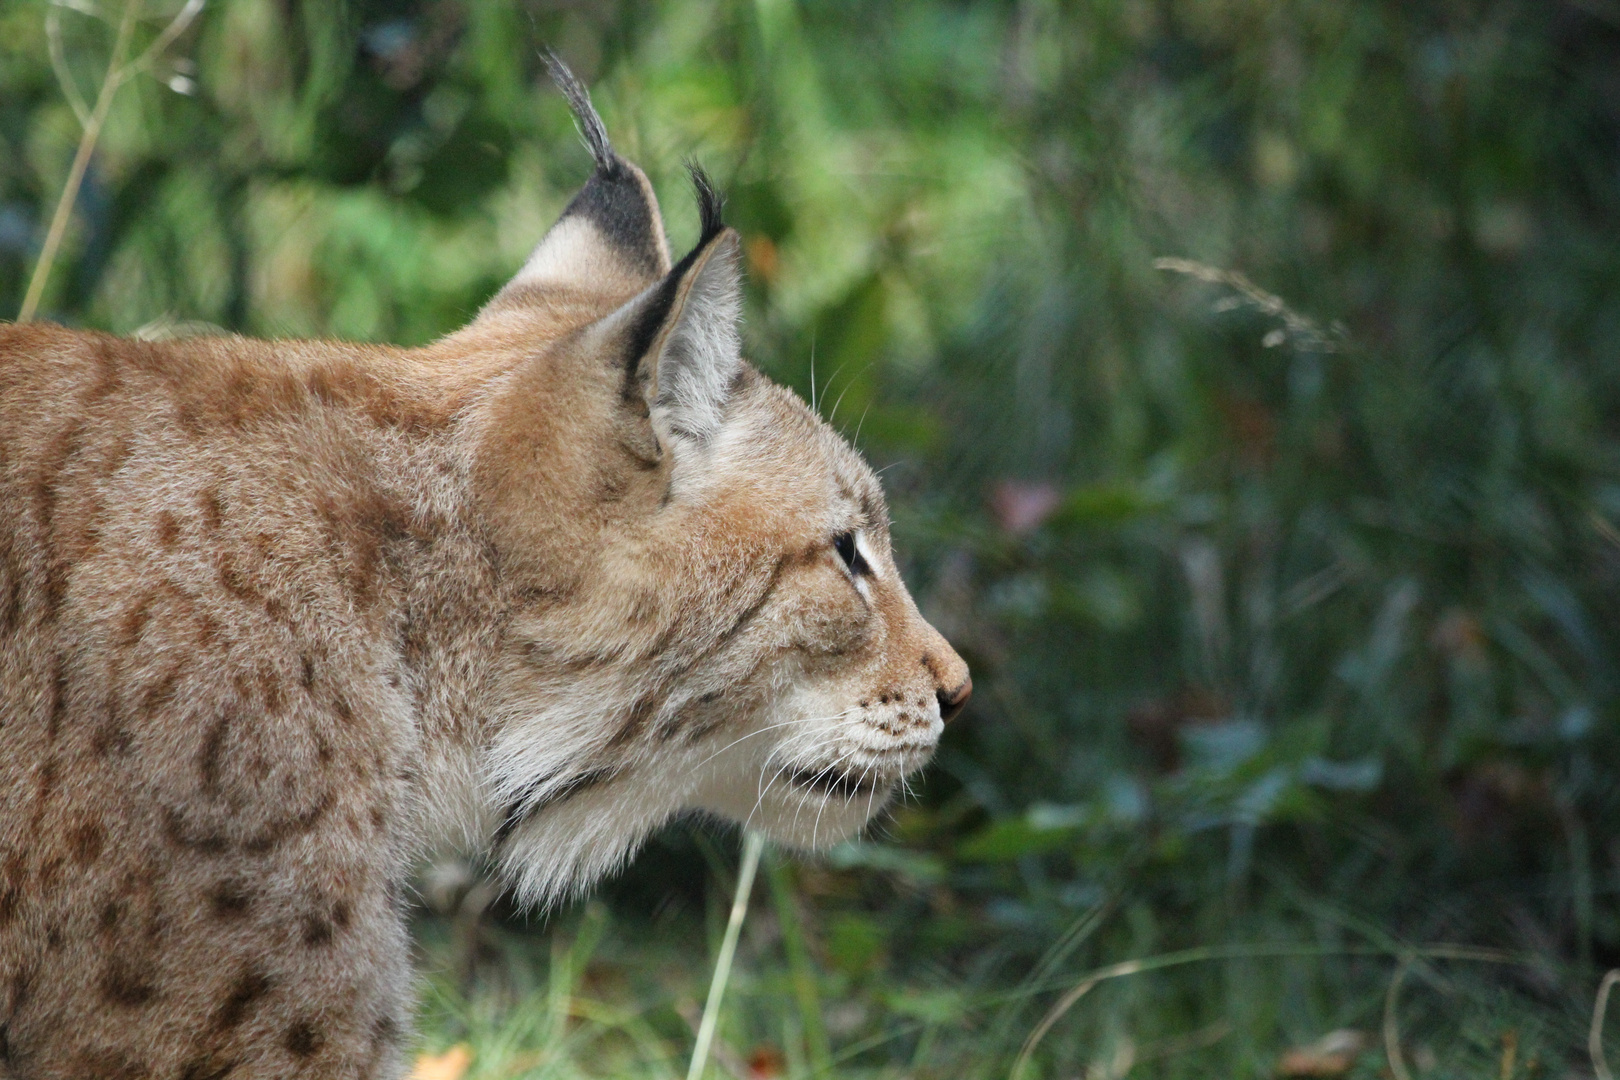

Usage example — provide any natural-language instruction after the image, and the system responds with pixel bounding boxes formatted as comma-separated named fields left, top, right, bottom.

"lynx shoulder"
left=0, top=59, right=968, bottom=1078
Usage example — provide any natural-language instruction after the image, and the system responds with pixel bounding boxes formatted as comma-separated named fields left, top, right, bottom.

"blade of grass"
left=1383, top=956, right=1414, bottom=1080
left=688, top=830, right=764, bottom=1080
left=1593, top=969, right=1619, bottom=1080
left=765, top=853, right=834, bottom=1076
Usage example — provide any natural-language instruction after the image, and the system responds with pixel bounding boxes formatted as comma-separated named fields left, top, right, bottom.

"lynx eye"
left=833, top=531, right=870, bottom=576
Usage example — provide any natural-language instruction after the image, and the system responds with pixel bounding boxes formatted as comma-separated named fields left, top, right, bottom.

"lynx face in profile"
left=0, top=60, right=968, bottom=1077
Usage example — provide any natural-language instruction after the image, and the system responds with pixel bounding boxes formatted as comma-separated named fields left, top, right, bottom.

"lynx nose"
left=937, top=676, right=972, bottom=724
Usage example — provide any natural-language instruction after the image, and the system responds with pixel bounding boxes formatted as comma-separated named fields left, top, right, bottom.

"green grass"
left=408, top=839, right=1613, bottom=1079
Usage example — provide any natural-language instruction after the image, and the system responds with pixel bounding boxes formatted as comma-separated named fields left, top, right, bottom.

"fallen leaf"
left=1277, top=1029, right=1370, bottom=1077
left=410, top=1044, right=472, bottom=1080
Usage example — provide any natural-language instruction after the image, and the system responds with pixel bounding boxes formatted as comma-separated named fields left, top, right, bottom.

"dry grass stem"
left=1009, top=943, right=1526, bottom=1080
left=1592, top=969, right=1619, bottom=1080
left=1382, top=957, right=1414, bottom=1080
left=21, top=0, right=206, bottom=323
left=1154, top=256, right=1348, bottom=353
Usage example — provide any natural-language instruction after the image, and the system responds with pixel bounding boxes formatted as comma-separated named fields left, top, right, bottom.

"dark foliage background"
left=4, top=0, right=1619, bottom=1075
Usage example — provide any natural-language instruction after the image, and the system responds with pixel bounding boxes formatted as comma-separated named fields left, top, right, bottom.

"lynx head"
left=461, top=58, right=969, bottom=904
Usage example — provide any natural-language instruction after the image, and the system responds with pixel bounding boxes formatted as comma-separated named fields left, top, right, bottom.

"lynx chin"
left=0, top=58, right=969, bottom=1077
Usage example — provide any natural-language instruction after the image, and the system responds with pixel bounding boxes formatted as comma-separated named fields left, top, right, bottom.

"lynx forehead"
left=0, top=57, right=968, bottom=1077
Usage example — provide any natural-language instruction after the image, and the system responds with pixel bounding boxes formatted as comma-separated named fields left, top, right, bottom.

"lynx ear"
left=496, top=55, right=670, bottom=302
left=613, top=169, right=742, bottom=447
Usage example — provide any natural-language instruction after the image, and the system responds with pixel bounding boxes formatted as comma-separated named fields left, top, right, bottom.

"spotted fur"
left=0, top=61, right=968, bottom=1077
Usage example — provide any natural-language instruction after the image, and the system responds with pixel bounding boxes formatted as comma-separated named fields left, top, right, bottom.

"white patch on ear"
left=510, top=216, right=618, bottom=291
left=653, top=233, right=743, bottom=444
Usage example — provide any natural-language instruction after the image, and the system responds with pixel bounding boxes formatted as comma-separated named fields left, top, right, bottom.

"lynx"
left=0, top=60, right=969, bottom=1077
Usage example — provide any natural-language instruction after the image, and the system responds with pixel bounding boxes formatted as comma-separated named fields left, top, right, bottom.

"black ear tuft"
left=489, top=48, right=670, bottom=291
left=542, top=51, right=618, bottom=177
left=687, top=163, right=726, bottom=244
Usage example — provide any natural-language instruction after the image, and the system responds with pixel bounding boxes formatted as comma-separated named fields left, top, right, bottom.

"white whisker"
left=825, top=360, right=869, bottom=427
left=810, top=741, right=868, bottom=847
left=691, top=708, right=859, bottom=774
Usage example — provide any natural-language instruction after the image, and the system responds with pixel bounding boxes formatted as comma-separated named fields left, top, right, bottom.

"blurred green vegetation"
left=5, top=0, right=1620, bottom=1076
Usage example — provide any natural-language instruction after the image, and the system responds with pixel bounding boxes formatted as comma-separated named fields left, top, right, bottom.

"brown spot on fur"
left=9, top=968, right=32, bottom=1013
left=0, top=890, right=19, bottom=926
left=156, top=510, right=181, bottom=548
left=60, top=505, right=104, bottom=567
left=209, top=881, right=252, bottom=919
left=559, top=648, right=621, bottom=673
left=101, top=432, right=132, bottom=477
left=120, top=594, right=153, bottom=645
left=301, top=913, right=333, bottom=947
left=218, top=552, right=260, bottom=605
left=200, top=487, right=225, bottom=533
left=69, top=820, right=105, bottom=865
left=101, top=957, right=158, bottom=1007
left=179, top=1056, right=238, bottom=1080
left=0, top=564, right=18, bottom=638
left=73, top=1048, right=150, bottom=1080
left=37, top=854, right=64, bottom=889
left=221, top=370, right=256, bottom=427
left=161, top=807, right=229, bottom=855
left=100, top=898, right=124, bottom=932
left=240, top=790, right=334, bottom=854
left=258, top=668, right=286, bottom=715
left=138, top=665, right=181, bottom=719
left=517, top=579, right=579, bottom=607
left=307, top=360, right=450, bottom=434
left=285, top=1019, right=322, bottom=1057
left=33, top=419, right=85, bottom=535
left=306, top=365, right=341, bottom=410
left=214, top=967, right=272, bottom=1030
left=46, top=665, right=68, bottom=741
left=196, top=610, right=223, bottom=646
left=40, top=557, right=69, bottom=621
left=87, top=340, right=124, bottom=400
left=33, top=757, right=58, bottom=808
left=198, top=712, right=231, bottom=799
left=91, top=695, right=134, bottom=757
left=300, top=654, right=316, bottom=689
left=141, top=902, right=169, bottom=943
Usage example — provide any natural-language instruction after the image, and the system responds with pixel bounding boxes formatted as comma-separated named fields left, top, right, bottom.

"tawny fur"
left=0, top=67, right=968, bottom=1079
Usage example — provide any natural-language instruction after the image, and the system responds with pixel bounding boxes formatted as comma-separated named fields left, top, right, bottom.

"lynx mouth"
left=785, top=765, right=888, bottom=800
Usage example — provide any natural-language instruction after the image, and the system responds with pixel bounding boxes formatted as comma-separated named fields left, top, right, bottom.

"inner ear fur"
left=611, top=222, right=744, bottom=455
